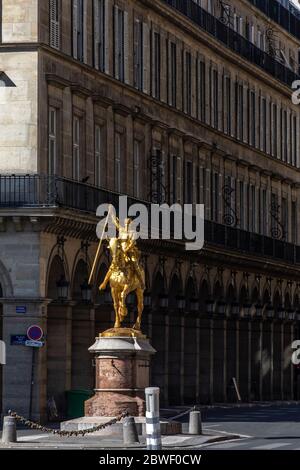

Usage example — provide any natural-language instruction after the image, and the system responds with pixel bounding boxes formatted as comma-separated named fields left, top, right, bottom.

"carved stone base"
left=84, top=335, right=156, bottom=418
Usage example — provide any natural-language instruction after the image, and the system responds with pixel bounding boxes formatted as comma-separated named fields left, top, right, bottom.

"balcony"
left=247, top=0, right=300, bottom=40
left=162, top=0, right=299, bottom=87
left=0, top=174, right=299, bottom=266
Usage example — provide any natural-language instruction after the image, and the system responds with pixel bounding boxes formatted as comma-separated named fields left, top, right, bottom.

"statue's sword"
left=88, top=206, right=111, bottom=285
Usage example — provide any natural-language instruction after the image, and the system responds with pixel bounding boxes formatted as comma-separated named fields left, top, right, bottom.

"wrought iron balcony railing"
left=162, top=0, right=299, bottom=87
left=247, top=0, right=300, bottom=40
left=0, top=174, right=299, bottom=265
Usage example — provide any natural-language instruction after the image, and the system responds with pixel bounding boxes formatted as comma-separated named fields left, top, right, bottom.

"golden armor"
left=97, top=213, right=146, bottom=335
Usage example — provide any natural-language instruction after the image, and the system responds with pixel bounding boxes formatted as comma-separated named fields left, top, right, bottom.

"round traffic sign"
left=27, top=325, right=43, bottom=342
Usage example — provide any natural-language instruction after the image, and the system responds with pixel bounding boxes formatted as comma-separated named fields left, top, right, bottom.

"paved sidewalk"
left=0, top=429, right=240, bottom=450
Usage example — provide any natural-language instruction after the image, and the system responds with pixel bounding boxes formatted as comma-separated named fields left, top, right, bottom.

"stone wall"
left=0, top=52, right=38, bottom=173
left=1, top=0, right=38, bottom=43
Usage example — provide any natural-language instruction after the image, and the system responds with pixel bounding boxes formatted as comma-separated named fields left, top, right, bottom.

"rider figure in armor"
left=110, top=212, right=145, bottom=290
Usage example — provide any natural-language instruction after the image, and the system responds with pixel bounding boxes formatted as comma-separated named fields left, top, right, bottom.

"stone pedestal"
left=84, top=334, right=156, bottom=418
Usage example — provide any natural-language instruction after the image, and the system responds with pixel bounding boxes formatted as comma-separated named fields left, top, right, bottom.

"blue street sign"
left=11, top=335, right=27, bottom=346
left=16, top=306, right=27, bottom=314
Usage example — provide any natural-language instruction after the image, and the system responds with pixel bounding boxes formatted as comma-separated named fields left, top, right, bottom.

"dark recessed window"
left=0, top=73, right=16, bottom=87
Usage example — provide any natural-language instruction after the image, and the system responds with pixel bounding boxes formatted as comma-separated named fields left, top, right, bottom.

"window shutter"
left=94, top=0, right=100, bottom=69
left=143, top=22, right=150, bottom=94
left=114, top=5, right=119, bottom=79
left=134, top=19, right=140, bottom=88
left=50, top=0, right=60, bottom=49
left=73, top=0, right=79, bottom=59
left=104, top=0, right=110, bottom=74
left=124, top=10, right=130, bottom=85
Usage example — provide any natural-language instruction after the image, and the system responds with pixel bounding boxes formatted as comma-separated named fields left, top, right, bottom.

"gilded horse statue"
left=89, top=211, right=146, bottom=334
left=99, top=217, right=145, bottom=332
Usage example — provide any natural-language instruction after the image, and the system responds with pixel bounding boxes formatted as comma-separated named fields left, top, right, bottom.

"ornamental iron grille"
left=148, top=149, right=167, bottom=204
left=223, top=180, right=238, bottom=227
left=270, top=195, right=286, bottom=240
left=266, top=27, right=280, bottom=59
left=218, top=0, right=233, bottom=28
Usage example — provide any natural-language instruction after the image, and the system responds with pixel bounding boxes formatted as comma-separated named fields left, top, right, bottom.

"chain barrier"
left=169, top=406, right=199, bottom=421
left=8, top=410, right=129, bottom=438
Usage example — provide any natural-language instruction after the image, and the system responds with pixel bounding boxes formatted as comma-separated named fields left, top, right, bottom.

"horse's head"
left=108, top=238, right=125, bottom=266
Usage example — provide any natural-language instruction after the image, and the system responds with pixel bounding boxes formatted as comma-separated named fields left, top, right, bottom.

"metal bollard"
left=189, top=410, right=202, bottom=435
left=145, top=387, right=162, bottom=450
left=2, top=416, right=17, bottom=444
left=123, top=417, right=139, bottom=445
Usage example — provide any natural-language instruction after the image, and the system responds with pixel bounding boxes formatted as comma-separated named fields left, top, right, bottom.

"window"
left=249, top=185, right=256, bottom=232
left=168, top=42, right=177, bottom=107
left=211, top=69, right=218, bottom=129
left=94, top=0, right=105, bottom=71
left=211, top=172, right=219, bottom=222
left=197, top=59, right=206, bottom=122
left=184, top=52, right=192, bottom=115
left=134, top=19, right=143, bottom=91
left=261, top=98, right=267, bottom=152
left=292, top=115, right=297, bottom=166
left=237, top=83, right=244, bottom=141
left=250, top=90, right=256, bottom=147
left=73, top=116, right=81, bottom=181
left=115, top=133, right=122, bottom=192
left=281, top=109, right=288, bottom=162
left=224, top=76, right=231, bottom=135
left=114, top=7, right=125, bottom=81
left=95, top=125, right=102, bottom=186
left=271, top=193, right=278, bottom=237
left=239, top=181, right=245, bottom=230
left=271, top=103, right=277, bottom=157
left=73, top=0, right=84, bottom=62
left=185, top=161, right=193, bottom=204
left=50, top=0, right=60, bottom=49
left=282, top=197, right=288, bottom=240
left=49, top=107, right=57, bottom=175
left=196, top=166, right=201, bottom=204
left=133, top=140, right=140, bottom=197
left=152, top=32, right=161, bottom=99
left=261, top=189, right=267, bottom=236
left=172, top=155, right=177, bottom=204
left=202, top=168, right=207, bottom=207
left=292, top=201, right=297, bottom=244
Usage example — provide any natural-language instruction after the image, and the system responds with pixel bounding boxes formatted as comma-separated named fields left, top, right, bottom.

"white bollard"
left=2, top=416, right=17, bottom=444
left=145, top=387, right=162, bottom=450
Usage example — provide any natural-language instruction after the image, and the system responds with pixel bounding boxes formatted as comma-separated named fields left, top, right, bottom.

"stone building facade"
left=0, top=0, right=300, bottom=420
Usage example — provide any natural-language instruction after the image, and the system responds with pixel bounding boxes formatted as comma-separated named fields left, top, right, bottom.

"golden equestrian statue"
left=89, top=207, right=146, bottom=337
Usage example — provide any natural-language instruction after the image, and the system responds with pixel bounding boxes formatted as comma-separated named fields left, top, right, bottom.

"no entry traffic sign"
left=27, top=325, right=43, bottom=342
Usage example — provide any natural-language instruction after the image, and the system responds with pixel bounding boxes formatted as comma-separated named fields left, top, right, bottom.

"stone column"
left=180, top=316, right=185, bottom=405
left=164, top=314, right=169, bottom=406
left=209, top=319, right=214, bottom=403
left=248, top=321, right=252, bottom=402
left=270, top=322, right=274, bottom=400
left=223, top=319, right=227, bottom=402
left=236, top=319, right=240, bottom=388
left=46, top=303, right=73, bottom=417
left=259, top=321, right=263, bottom=400
left=280, top=323, right=284, bottom=400
left=2, top=300, right=48, bottom=421
left=291, top=323, right=294, bottom=399
left=196, top=318, right=200, bottom=403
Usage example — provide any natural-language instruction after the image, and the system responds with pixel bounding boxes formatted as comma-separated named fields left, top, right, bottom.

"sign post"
left=26, top=325, right=44, bottom=420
